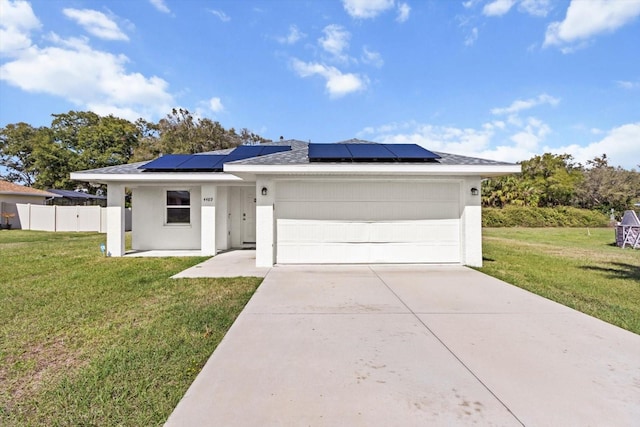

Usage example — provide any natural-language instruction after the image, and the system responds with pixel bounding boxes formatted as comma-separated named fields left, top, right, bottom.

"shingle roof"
left=0, top=180, right=59, bottom=197
left=228, top=142, right=515, bottom=166
left=72, top=139, right=515, bottom=175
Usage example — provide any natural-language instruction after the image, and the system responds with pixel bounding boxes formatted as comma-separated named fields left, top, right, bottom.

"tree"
left=573, top=155, right=640, bottom=214
left=51, top=111, right=140, bottom=170
left=130, top=118, right=161, bottom=162
left=520, top=153, right=583, bottom=207
left=150, top=108, right=268, bottom=157
left=0, top=122, right=49, bottom=185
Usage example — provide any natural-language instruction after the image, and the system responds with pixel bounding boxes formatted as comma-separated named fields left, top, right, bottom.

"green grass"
left=479, top=228, right=640, bottom=334
left=0, top=230, right=261, bottom=426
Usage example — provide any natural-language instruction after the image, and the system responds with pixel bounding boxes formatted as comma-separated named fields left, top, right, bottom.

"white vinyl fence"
left=15, top=203, right=131, bottom=232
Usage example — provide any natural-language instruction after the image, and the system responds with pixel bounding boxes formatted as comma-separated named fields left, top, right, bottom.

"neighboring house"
left=0, top=180, right=59, bottom=229
left=46, top=189, right=107, bottom=207
left=70, top=139, right=520, bottom=266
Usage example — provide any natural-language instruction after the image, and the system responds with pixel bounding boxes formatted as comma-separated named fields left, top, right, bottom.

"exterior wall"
left=460, top=177, right=483, bottom=267
left=256, top=178, right=275, bottom=267
left=132, top=186, right=202, bottom=250
left=1, top=195, right=48, bottom=229
left=215, top=186, right=230, bottom=251
left=255, top=175, right=485, bottom=267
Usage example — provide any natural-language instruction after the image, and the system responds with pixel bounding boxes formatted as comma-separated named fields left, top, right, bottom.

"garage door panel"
left=275, top=181, right=461, bottom=264
left=277, top=181, right=460, bottom=203
left=277, top=201, right=459, bottom=221
left=277, top=241, right=460, bottom=264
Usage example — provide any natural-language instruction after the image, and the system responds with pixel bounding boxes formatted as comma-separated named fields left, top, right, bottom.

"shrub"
left=482, top=206, right=609, bottom=227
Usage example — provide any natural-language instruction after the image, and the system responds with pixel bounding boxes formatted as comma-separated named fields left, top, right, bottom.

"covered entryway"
left=275, top=180, right=461, bottom=264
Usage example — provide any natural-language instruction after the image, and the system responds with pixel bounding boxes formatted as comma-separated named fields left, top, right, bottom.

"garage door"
left=275, top=181, right=461, bottom=264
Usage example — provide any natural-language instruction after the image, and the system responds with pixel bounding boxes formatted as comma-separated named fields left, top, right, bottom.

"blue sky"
left=1, top=0, right=639, bottom=168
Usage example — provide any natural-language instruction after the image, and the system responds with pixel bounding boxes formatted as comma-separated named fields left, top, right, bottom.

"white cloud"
left=361, top=46, right=383, bottom=68
left=370, top=120, right=542, bottom=163
left=396, top=3, right=411, bottom=22
left=483, top=0, right=516, bottom=17
left=544, top=0, right=640, bottom=50
left=491, top=93, right=559, bottom=115
left=149, top=0, right=170, bottom=14
left=463, top=0, right=481, bottom=9
left=277, top=24, right=305, bottom=45
left=465, top=27, right=478, bottom=46
left=616, top=80, right=640, bottom=90
left=319, top=24, right=350, bottom=60
left=509, top=117, right=550, bottom=150
left=342, top=0, right=395, bottom=19
left=482, top=0, right=551, bottom=17
left=209, top=9, right=230, bottom=22
left=208, top=97, right=224, bottom=113
left=63, top=8, right=128, bottom=41
left=0, top=0, right=41, bottom=56
left=291, top=58, right=367, bottom=98
left=518, top=0, right=551, bottom=17
left=0, top=33, right=174, bottom=121
left=547, top=123, right=640, bottom=169
left=357, top=107, right=557, bottom=164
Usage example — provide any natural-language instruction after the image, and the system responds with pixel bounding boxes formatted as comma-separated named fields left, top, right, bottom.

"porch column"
left=215, top=186, right=229, bottom=251
left=256, top=178, right=275, bottom=267
left=201, top=184, right=217, bottom=256
left=462, top=177, right=482, bottom=267
left=106, top=184, right=125, bottom=257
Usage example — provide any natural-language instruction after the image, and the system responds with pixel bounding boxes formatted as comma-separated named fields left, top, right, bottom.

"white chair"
left=620, top=210, right=640, bottom=249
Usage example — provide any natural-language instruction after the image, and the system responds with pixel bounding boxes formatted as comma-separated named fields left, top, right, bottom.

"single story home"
left=0, top=180, right=59, bottom=229
left=70, top=139, right=520, bottom=267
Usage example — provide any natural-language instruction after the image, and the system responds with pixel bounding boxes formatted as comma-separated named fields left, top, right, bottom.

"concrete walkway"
left=166, top=265, right=640, bottom=426
left=172, top=250, right=270, bottom=278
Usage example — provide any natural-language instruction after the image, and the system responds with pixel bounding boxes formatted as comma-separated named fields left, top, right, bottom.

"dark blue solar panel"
left=223, top=145, right=264, bottom=162
left=308, top=143, right=351, bottom=161
left=385, top=144, right=441, bottom=160
left=309, top=143, right=441, bottom=163
left=178, top=154, right=227, bottom=170
left=140, top=145, right=293, bottom=171
left=347, top=144, right=395, bottom=160
left=139, top=154, right=192, bottom=170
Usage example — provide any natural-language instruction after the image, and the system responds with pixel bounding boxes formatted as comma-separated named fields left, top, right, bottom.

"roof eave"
left=0, top=191, right=59, bottom=197
left=223, top=163, right=521, bottom=177
left=70, top=171, right=245, bottom=185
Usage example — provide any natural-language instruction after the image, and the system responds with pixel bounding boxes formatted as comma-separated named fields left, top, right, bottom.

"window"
left=166, top=190, right=190, bottom=224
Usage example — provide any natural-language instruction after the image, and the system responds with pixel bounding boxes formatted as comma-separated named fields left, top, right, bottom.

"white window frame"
left=165, top=189, right=191, bottom=225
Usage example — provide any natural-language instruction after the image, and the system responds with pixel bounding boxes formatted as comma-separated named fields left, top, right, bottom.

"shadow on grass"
left=580, top=262, right=640, bottom=281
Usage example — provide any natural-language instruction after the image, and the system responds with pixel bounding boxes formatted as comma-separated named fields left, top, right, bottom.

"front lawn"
left=480, top=228, right=639, bottom=334
left=0, top=231, right=261, bottom=426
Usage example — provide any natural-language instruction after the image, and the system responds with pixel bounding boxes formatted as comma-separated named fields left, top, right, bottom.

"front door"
left=242, top=187, right=256, bottom=244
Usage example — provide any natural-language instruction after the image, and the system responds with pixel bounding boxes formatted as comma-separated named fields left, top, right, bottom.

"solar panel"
left=347, top=144, right=396, bottom=161
left=223, top=145, right=264, bottom=162
left=308, top=143, right=351, bottom=161
left=139, top=154, right=192, bottom=170
left=140, top=145, right=293, bottom=172
left=385, top=144, right=441, bottom=161
left=309, top=143, right=441, bottom=163
left=177, top=154, right=227, bottom=171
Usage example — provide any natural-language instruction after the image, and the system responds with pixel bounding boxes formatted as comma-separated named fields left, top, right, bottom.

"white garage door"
left=275, top=181, right=461, bottom=264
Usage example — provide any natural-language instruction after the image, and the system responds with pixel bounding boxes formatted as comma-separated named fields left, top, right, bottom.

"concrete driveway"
left=166, top=265, right=640, bottom=426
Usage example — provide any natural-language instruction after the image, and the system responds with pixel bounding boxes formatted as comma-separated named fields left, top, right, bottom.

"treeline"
left=482, top=153, right=640, bottom=216
left=0, top=109, right=268, bottom=190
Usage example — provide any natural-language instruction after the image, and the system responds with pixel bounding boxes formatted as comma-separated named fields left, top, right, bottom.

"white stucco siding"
left=274, top=180, right=462, bottom=264
left=131, top=186, right=201, bottom=250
